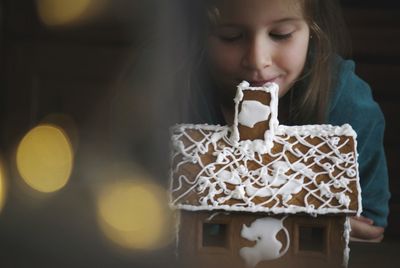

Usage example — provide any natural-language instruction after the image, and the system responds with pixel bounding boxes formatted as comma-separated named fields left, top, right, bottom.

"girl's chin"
left=278, top=86, right=292, bottom=98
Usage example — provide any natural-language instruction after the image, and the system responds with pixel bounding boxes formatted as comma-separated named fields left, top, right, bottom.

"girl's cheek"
left=281, top=40, right=308, bottom=71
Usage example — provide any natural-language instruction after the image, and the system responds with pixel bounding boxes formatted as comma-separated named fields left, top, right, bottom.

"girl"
left=170, top=0, right=390, bottom=241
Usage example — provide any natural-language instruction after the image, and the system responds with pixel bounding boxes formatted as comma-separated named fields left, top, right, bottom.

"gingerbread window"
left=202, top=223, right=229, bottom=248
left=298, top=226, right=326, bottom=253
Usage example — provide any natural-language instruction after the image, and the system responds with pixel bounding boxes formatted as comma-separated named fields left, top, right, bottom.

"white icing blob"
left=336, top=193, right=351, bottom=208
left=279, top=177, right=303, bottom=196
left=238, top=100, right=271, bottom=128
left=217, top=170, right=241, bottom=185
left=244, top=179, right=274, bottom=197
left=240, top=217, right=289, bottom=267
left=318, top=182, right=332, bottom=198
left=268, top=161, right=290, bottom=187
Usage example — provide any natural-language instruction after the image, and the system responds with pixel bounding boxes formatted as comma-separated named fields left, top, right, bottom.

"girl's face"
left=207, top=0, right=310, bottom=104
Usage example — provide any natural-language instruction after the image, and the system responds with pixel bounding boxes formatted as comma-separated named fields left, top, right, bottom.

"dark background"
left=0, top=0, right=399, bottom=267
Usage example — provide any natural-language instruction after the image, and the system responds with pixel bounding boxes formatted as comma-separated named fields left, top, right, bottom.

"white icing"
left=238, top=100, right=271, bottom=128
left=216, top=170, right=242, bottom=185
left=276, top=124, right=357, bottom=137
left=343, top=217, right=351, bottom=267
left=238, top=80, right=250, bottom=88
left=240, top=217, right=289, bottom=267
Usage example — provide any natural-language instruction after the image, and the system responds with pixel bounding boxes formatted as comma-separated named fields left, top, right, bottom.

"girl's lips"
left=249, top=81, right=270, bottom=87
left=249, top=77, right=279, bottom=87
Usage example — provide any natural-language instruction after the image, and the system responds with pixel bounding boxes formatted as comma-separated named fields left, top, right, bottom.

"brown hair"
left=291, top=0, right=351, bottom=124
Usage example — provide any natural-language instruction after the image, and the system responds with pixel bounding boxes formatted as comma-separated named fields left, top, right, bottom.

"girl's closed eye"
left=269, top=31, right=293, bottom=41
left=219, top=33, right=243, bottom=42
left=214, top=27, right=243, bottom=42
left=269, top=24, right=297, bottom=41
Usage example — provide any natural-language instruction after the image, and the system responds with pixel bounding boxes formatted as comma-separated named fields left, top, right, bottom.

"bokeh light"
left=0, top=161, right=6, bottom=213
left=16, top=124, right=74, bottom=193
left=41, top=113, right=79, bottom=154
left=97, top=179, right=174, bottom=251
left=35, top=0, right=99, bottom=26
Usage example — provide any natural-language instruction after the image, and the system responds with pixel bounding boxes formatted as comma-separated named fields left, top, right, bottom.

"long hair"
left=292, top=0, right=351, bottom=124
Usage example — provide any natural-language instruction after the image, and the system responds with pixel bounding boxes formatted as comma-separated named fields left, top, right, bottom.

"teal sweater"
left=328, top=59, right=390, bottom=227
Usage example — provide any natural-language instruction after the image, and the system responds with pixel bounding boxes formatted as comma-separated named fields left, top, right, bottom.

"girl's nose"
left=241, top=36, right=272, bottom=70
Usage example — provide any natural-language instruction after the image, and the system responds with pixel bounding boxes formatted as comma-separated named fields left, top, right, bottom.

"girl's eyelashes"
left=269, top=32, right=293, bottom=41
left=212, top=27, right=295, bottom=42
left=213, top=28, right=244, bottom=42
left=218, top=34, right=243, bottom=42
left=218, top=32, right=293, bottom=42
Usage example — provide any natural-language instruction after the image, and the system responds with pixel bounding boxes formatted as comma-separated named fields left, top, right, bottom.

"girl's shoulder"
left=330, top=58, right=379, bottom=113
left=328, top=57, right=385, bottom=127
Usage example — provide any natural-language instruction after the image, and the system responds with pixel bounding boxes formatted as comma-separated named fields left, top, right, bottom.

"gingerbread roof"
left=169, top=81, right=362, bottom=216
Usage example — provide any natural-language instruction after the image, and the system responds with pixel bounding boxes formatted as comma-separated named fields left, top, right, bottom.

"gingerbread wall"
left=178, top=211, right=347, bottom=268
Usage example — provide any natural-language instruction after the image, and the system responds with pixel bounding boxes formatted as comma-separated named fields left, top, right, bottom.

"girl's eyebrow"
left=271, top=17, right=303, bottom=24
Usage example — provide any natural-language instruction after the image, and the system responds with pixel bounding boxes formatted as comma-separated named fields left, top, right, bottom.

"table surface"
left=349, top=236, right=400, bottom=268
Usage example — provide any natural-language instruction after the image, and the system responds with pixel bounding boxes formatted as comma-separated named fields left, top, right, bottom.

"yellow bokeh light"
left=0, top=162, right=6, bottom=213
left=16, top=124, right=73, bottom=193
left=97, top=180, right=174, bottom=250
left=41, top=113, right=80, bottom=154
left=35, top=0, right=93, bottom=26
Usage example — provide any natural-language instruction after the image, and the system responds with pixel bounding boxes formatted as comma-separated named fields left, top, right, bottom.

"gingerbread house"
left=169, top=81, right=361, bottom=268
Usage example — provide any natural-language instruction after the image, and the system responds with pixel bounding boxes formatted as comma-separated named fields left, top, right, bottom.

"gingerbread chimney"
left=230, top=81, right=279, bottom=153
